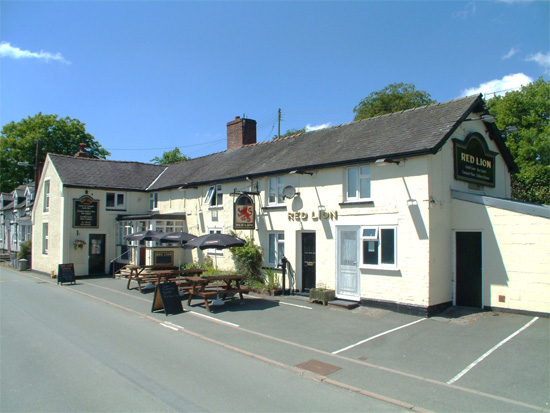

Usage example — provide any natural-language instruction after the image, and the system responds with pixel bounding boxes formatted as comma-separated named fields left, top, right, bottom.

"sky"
left=1, top=1, right=549, bottom=163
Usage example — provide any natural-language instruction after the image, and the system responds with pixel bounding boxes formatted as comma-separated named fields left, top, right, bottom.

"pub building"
left=31, top=95, right=549, bottom=316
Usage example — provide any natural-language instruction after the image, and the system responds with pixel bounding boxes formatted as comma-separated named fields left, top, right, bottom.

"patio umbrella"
left=123, top=230, right=165, bottom=242
left=185, top=233, right=246, bottom=306
left=157, top=231, right=197, bottom=268
left=158, top=231, right=197, bottom=244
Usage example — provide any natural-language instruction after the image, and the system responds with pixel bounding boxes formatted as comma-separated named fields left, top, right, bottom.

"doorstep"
left=329, top=299, right=359, bottom=309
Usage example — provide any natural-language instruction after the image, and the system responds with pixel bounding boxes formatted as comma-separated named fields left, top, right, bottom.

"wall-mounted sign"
left=288, top=210, right=338, bottom=221
left=234, top=194, right=255, bottom=230
left=453, top=132, right=498, bottom=187
left=73, top=195, right=99, bottom=228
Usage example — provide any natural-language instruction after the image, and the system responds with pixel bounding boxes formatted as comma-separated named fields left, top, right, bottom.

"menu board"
left=151, top=282, right=184, bottom=315
left=57, top=263, right=76, bottom=285
left=73, top=195, right=99, bottom=228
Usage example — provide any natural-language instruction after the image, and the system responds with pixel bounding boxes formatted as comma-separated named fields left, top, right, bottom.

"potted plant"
left=309, top=283, right=335, bottom=305
left=264, top=267, right=281, bottom=296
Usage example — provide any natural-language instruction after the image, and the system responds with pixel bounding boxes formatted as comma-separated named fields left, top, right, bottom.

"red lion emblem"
left=237, top=206, right=253, bottom=222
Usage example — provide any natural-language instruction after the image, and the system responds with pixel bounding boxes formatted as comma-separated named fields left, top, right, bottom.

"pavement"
left=7, top=266, right=550, bottom=412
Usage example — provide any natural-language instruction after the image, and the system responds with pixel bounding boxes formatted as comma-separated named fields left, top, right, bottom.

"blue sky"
left=1, top=1, right=548, bottom=163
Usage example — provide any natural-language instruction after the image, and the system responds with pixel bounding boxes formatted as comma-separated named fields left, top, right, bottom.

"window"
left=207, top=228, right=222, bottom=255
left=268, top=176, right=285, bottom=206
left=346, top=166, right=371, bottom=201
left=154, top=220, right=184, bottom=234
left=43, top=180, right=50, bottom=212
left=42, top=223, right=49, bottom=254
left=267, top=232, right=285, bottom=267
left=361, top=226, right=396, bottom=268
left=106, top=192, right=125, bottom=210
left=149, top=192, right=159, bottom=210
left=204, top=184, right=223, bottom=207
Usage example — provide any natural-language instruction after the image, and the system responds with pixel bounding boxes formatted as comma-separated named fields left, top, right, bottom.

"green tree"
left=150, top=147, right=189, bottom=165
left=353, top=82, right=437, bottom=121
left=0, top=113, right=109, bottom=193
left=487, top=78, right=550, bottom=204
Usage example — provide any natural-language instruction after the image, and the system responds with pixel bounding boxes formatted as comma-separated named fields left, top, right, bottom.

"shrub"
left=17, top=240, right=32, bottom=260
left=229, top=234, right=263, bottom=282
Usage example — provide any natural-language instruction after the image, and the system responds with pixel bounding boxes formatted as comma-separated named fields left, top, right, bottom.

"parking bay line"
left=332, top=318, right=426, bottom=355
left=447, top=316, right=539, bottom=385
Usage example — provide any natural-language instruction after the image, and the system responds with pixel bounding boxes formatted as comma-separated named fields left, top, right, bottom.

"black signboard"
left=73, top=195, right=99, bottom=228
left=154, top=251, right=174, bottom=265
left=57, top=263, right=76, bottom=285
left=453, top=133, right=498, bottom=187
left=151, top=282, right=184, bottom=315
left=234, top=194, right=255, bottom=230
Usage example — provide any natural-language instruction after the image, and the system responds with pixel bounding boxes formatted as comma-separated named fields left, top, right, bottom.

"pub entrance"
left=301, top=232, right=316, bottom=292
left=89, top=234, right=106, bottom=275
left=455, top=231, right=483, bottom=308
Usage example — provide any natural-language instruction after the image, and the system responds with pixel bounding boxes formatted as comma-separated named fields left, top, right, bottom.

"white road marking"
left=280, top=301, right=313, bottom=310
left=160, top=322, right=179, bottom=331
left=447, top=316, right=539, bottom=385
left=189, top=311, right=240, bottom=327
left=332, top=318, right=426, bottom=354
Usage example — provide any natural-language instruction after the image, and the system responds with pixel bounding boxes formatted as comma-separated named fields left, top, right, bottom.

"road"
left=0, top=266, right=403, bottom=412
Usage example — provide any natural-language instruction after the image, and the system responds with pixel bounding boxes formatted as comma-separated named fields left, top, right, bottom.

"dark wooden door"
left=302, top=233, right=316, bottom=291
left=455, top=232, right=482, bottom=308
left=89, top=234, right=106, bottom=275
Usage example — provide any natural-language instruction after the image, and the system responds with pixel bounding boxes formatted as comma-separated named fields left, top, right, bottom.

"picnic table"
left=185, top=275, right=249, bottom=312
left=122, top=264, right=179, bottom=291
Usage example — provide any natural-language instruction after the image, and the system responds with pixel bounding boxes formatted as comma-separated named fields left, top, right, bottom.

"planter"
left=309, top=288, right=335, bottom=306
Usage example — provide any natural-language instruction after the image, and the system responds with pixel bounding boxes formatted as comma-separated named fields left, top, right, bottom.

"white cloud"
left=525, top=51, right=550, bottom=74
left=0, top=42, right=70, bottom=64
left=502, top=47, right=519, bottom=60
left=454, top=2, right=477, bottom=19
left=305, top=123, right=331, bottom=132
left=460, top=73, right=533, bottom=98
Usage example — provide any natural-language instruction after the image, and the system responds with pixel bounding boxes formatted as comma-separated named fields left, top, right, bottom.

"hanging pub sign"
left=73, top=195, right=99, bottom=228
left=234, top=194, right=255, bottom=230
left=453, top=132, right=498, bottom=187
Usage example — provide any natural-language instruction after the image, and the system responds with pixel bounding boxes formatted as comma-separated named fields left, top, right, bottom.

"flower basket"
left=73, top=239, right=87, bottom=250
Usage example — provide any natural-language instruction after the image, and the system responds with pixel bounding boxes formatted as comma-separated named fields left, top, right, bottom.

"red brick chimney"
left=74, top=143, right=91, bottom=158
left=227, top=116, right=257, bottom=150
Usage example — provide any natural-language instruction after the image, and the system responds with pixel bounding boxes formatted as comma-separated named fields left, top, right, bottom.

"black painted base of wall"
left=360, top=298, right=453, bottom=318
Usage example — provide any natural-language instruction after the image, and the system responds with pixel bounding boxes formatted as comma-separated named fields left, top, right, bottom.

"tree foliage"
left=353, top=82, right=437, bottom=121
left=487, top=78, right=550, bottom=204
left=0, top=113, right=109, bottom=193
left=150, top=147, right=189, bottom=165
left=273, top=128, right=306, bottom=140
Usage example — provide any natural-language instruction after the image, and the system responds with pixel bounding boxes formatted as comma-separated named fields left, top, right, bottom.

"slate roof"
left=46, top=95, right=516, bottom=192
left=151, top=94, right=515, bottom=190
left=49, top=155, right=166, bottom=191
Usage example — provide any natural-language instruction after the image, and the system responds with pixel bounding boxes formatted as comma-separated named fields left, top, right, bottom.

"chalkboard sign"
left=58, top=263, right=76, bottom=285
left=151, top=282, right=184, bottom=315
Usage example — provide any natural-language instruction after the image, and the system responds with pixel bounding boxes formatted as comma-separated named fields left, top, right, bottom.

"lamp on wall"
left=375, top=158, right=400, bottom=165
left=289, top=170, right=314, bottom=176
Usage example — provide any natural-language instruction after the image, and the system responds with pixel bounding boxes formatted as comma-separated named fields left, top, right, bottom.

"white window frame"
left=106, top=192, right=126, bottom=210
left=345, top=166, right=371, bottom=202
left=360, top=226, right=397, bottom=269
left=204, top=184, right=223, bottom=208
left=42, top=223, right=49, bottom=255
left=207, top=228, right=223, bottom=255
left=149, top=192, right=159, bottom=211
left=43, top=180, right=50, bottom=212
left=267, top=232, right=285, bottom=268
left=268, top=176, right=285, bottom=206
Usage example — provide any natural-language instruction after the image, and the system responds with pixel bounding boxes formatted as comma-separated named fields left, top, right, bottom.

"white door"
left=336, top=226, right=360, bottom=301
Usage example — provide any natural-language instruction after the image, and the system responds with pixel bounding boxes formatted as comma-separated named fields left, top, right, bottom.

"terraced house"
left=31, top=95, right=550, bottom=316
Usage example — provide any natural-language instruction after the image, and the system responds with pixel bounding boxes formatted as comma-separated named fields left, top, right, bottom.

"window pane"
left=360, top=177, right=370, bottom=199
left=381, top=229, right=395, bottom=264
left=347, top=169, right=357, bottom=199
left=268, top=234, right=276, bottom=264
left=268, top=178, right=276, bottom=203
left=106, top=193, right=115, bottom=207
left=363, top=240, right=378, bottom=265
left=362, top=228, right=377, bottom=238
left=116, top=194, right=124, bottom=206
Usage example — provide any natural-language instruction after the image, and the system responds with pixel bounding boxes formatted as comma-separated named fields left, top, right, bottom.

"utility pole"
left=277, top=108, right=281, bottom=140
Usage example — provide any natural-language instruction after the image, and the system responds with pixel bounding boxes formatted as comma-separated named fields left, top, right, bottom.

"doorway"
left=301, top=232, right=316, bottom=291
left=336, top=227, right=360, bottom=300
left=89, top=234, right=106, bottom=275
left=455, top=231, right=482, bottom=308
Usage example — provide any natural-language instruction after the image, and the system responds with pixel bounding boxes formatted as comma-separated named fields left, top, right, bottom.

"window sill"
left=339, top=201, right=374, bottom=207
left=208, top=206, right=223, bottom=210
left=106, top=208, right=126, bottom=211
left=359, top=265, right=399, bottom=272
